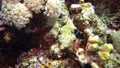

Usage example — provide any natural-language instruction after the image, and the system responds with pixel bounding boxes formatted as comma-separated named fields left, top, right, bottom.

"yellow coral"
left=87, top=43, right=98, bottom=52
left=99, top=43, right=113, bottom=52
left=64, top=18, right=71, bottom=24
left=97, top=51, right=110, bottom=61
left=79, top=0, right=84, bottom=3
left=88, top=35, right=99, bottom=43
left=41, top=62, right=52, bottom=68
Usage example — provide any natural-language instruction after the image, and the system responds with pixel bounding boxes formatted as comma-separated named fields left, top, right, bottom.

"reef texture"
left=0, top=0, right=120, bottom=68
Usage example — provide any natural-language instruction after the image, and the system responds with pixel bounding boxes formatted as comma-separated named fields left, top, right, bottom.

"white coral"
left=44, top=0, right=65, bottom=18
left=4, top=0, right=21, bottom=3
left=80, top=3, right=95, bottom=20
left=2, top=0, right=67, bottom=29
left=2, top=1, right=33, bottom=28
left=24, top=0, right=46, bottom=14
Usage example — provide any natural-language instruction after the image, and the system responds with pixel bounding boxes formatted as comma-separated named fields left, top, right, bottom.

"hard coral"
left=0, top=0, right=120, bottom=68
left=98, top=43, right=113, bottom=52
left=86, top=43, right=98, bottom=52
left=44, top=0, right=65, bottom=18
left=24, top=0, right=46, bottom=14
left=97, top=51, right=110, bottom=61
left=2, top=0, right=32, bottom=29
left=110, top=31, right=120, bottom=53
left=1, top=0, right=66, bottom=29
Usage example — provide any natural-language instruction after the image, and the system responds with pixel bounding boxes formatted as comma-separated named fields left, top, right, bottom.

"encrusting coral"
left=50, top=6, right=77, bottom=54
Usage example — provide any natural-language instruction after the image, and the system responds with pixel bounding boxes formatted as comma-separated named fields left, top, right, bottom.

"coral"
left=88, top=35, right=99, bottom=43
left=86, top=35, right=99, bottom=52
left=50, top=43, right=60, bottom=54
left=97, top=43, right=114, bottom=61
left=105, top=52, right=120, bottom=67
left=0, top=0, right=120, bottom=68
left=44, top=0, right=66, bottom=18
left=58, top=18, right=76, bottom=49
left=1, top=0, right=67, bottom=29
left=97, top=51, right=110, bottom=61
left=2, top=0, right=33, bottom=28
left=24, top=0, right=46, bottom=14
left=80, top=2, right=95, bottom=20
left=50, top=20, right=62, bottom=37
left=50, top=17, right=76, bottom=53
left=3, top=0, right=21, bottom=3
left=98, top=43, right=113, bottom=52
left=110, top=31, right=120, bottom=53
left=76, top=48, right=88, bottom=64
left=49, top=2, right=76, bottom=53
left=16, top=47, right=80, bottom=68
left=86, top=43, right=98, bottom=52
left=91, top=62, right=100, bottom=68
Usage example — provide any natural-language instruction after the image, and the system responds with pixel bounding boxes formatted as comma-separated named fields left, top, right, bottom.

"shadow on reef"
left=0, top=12, right=56, bottom=67
left=0, top=25, right=32, bottom=67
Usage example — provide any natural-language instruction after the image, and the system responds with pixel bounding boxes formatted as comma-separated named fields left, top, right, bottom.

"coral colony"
left=0, top=0, right=120, bottom=68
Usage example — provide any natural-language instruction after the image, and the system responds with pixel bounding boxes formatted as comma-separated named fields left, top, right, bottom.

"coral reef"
left=0, top=0, right=120, bottom=68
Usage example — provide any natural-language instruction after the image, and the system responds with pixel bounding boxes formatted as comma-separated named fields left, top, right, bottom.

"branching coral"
left=24, top=0, right=46, bottom=14
left=1, top=0, right=65, bottom=29
left=2, top=0, right=33, bottom=29
left=26, top=0, right=65, bottom=18
left=44, top=0, right=64, bottom=18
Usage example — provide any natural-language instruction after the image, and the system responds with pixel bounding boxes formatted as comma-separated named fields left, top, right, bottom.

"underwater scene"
left=0, top=0, right=120, bottom=68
